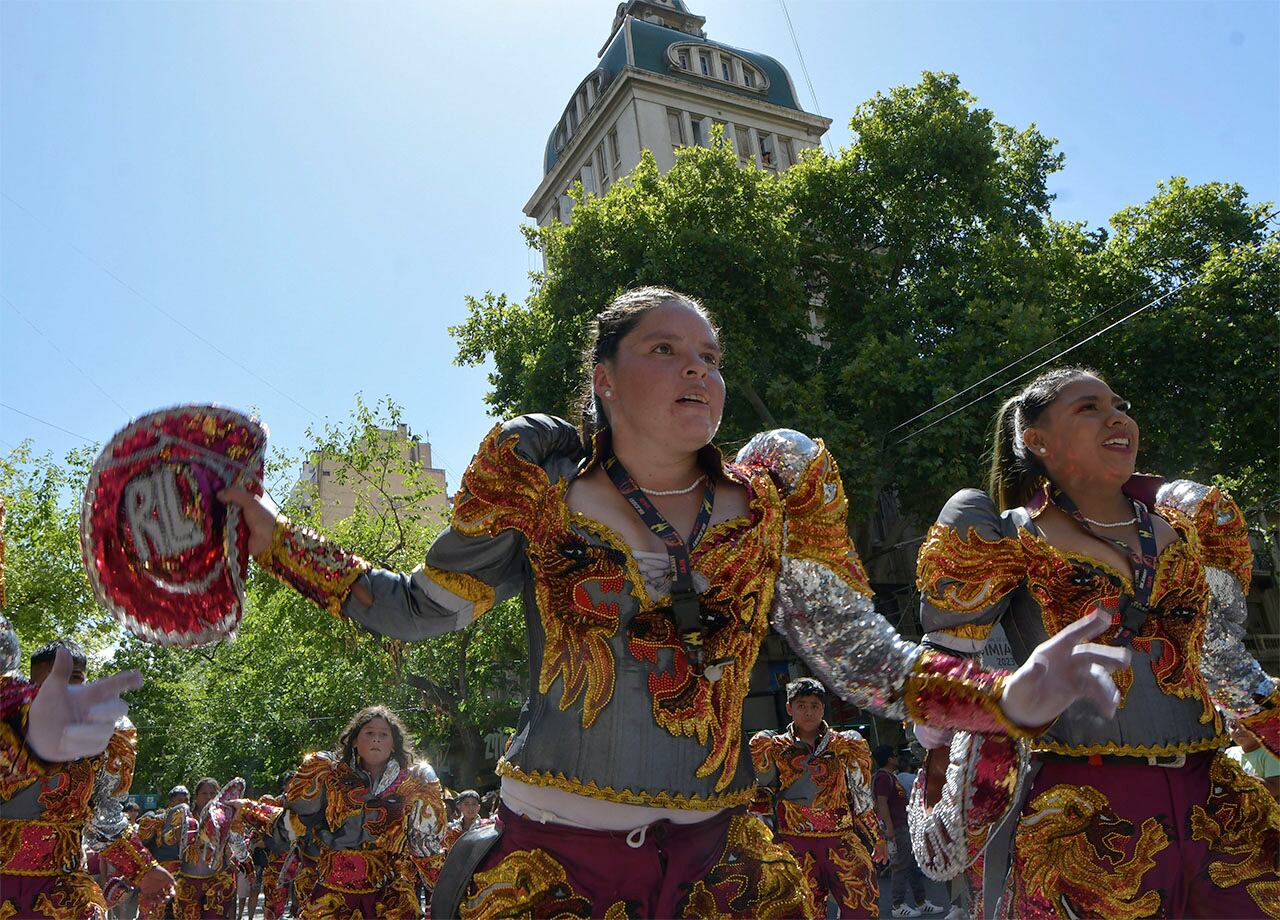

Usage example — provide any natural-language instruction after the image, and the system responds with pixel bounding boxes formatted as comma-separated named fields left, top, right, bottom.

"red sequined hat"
left=81, top=406, right=267, bottom=647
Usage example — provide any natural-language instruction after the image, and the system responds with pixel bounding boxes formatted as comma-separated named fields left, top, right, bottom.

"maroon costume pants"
left=778, top=832, right=879, bottom=918
left=456, top=804, right=811, bottom=919
left=0, top=872, right=107, bottom=919
left=1007, top=751, right=1279, bottom=919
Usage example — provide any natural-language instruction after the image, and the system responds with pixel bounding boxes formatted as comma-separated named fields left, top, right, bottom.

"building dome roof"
left=544, top=16, right=805, bottom=175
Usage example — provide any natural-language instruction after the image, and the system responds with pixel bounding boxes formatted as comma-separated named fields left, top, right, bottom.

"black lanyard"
left=603, top=452, right=715, bottom=652
left=1051, top=487, right=1158, bottom=647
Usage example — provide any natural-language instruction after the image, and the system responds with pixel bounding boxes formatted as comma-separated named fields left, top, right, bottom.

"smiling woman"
left=911, top=366, right=1280, bottom=918
left=219, top=288, right=1133, bottom=919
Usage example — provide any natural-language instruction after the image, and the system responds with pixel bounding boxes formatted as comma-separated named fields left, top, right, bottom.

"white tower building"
left=525, top=0, right=832, bottom=226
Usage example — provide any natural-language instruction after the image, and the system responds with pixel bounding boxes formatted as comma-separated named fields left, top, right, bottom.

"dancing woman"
left=910, top=367, right=1278, bottom=918
left=222, top=288, right=1127, bottom=919
left=234, top=705, right=445, bottom=919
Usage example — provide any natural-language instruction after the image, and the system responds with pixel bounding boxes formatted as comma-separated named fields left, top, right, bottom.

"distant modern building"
left=296, top=424, right=448, bottom=528
left=525, top=0, right=831, bottom=225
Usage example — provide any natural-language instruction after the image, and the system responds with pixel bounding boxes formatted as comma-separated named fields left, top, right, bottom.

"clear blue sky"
left=3, top=0, right=1276, bottom=492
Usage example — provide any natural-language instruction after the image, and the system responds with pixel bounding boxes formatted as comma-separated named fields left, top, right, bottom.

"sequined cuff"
left=903, top=651, right=1027, bottom=737
left=101, top=830, right=161, bottom=886
left=1, top=676, right=38, bottom=725
left=1238, top=688, right=1280, bottom=759
left=908, top=731, right=1028, bottom=881
left=255, top=519, right=371, bottom=617
left=231, top=798, right=283, bottom=835
left=1, top=687, right=56, bottom=778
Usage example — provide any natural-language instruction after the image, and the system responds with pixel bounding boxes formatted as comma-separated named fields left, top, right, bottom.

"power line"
left=777, top=0, right=835, bottom=156
left=0, top=402, right=95, bottom=444
left=886, top=204, right=1280, bottom=436
left=893, top=228, right=1277, bottom=445
left=1, top=293, right=129, bottom=414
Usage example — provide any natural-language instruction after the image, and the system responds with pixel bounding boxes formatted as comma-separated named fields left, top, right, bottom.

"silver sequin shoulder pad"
left=735, top=429, right=820, bottom=493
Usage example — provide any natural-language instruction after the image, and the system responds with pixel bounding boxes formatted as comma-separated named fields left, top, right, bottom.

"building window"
left=567, top=106, right=578, bottom=132
left=735, top=125, right=752, bottom=163
left=607, top=128, right=621, bottom=170
left=777, top=135, right=793, bottom=168
left=759, top=132, right=776, bottom=168
left=668, top=44, right=769, bottom=93
left=581, top=162, right=596, bottom=195
left=690, top=115, right=706, bottom=147
left=668, top=109, right=685, bottom=149
left=596, top=143, right=609, bottom=187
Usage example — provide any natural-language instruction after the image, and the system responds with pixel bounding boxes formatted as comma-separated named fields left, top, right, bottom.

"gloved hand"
left=26, top=647, right=142, bottom=762
left=1001, top=608, right=1130, bottom=729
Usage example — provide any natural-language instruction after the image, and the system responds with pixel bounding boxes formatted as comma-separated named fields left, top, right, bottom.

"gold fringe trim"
left=418, top=566, right=497, bottom=620
left=495, top=760, right=754, bottom=810
left=1033, top=733, right=1227, bottom=758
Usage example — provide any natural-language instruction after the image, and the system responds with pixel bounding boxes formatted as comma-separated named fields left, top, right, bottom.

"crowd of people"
left=2, top=286, right=1277, bottom=918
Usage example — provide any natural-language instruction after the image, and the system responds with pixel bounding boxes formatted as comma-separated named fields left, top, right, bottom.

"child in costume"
left=751, top=678, right=887, bottom=917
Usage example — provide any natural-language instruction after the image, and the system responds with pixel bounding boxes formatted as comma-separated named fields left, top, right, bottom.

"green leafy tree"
left=454, top=132, right=813, bottom=441
left=0, top=442, right=117, bottom=661
left=1069, top=178, right=1279, bottom=516
left=453, top=72, right=1277, bottom=540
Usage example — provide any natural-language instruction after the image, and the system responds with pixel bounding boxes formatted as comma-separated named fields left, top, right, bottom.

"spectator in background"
left=874, top=745, right=941, bottom=918
left=1226, top=718, right=1280, bottom=800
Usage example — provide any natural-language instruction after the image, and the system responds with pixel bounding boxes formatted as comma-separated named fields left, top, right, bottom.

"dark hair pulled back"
left=336, top=704, right=415, bottom=771
left=988, top=367, right=1100, bottom=511
left=577, top=286, right=717, bottom=445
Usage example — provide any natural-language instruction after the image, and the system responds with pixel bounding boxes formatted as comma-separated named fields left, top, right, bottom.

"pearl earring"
left=603, top=390, right=612, bottom=398
left=1038, top=447, right=1047, bottom=455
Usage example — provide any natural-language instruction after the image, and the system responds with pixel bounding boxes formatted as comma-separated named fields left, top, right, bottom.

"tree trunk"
left=739, top=380, right=778, bottom=430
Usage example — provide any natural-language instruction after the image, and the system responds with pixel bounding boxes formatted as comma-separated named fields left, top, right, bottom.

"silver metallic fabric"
left=738, top=429, right=924, bottom=719
left=1201, top=565, right=1275, bottom=717
left=0, top=614, right=18, bottom=675
left=906, top=731, right=1030, bottom=882
left=735, top=429, right=820, bottom=485
left=771, top=556, right=921, bottom=719
left=82, top=718, right=136, bottom=852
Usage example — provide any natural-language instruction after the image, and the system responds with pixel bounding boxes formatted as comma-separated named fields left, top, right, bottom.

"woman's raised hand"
left=216, top=486, right=279, bottom=558
left=1000, top=608, right=1131, bottom=729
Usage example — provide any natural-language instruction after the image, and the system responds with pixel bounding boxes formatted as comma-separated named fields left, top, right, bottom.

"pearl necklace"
left=1081, top=504, right=1139, bottom=528
left=641, top=475, right=706, bottom=496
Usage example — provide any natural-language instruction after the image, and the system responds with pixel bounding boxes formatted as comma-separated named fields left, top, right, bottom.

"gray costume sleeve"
left=340, top=414, right=585, bottom=641
left=918, top=489, right=1024, bottom=658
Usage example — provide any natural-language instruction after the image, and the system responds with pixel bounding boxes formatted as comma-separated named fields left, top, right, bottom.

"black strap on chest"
left=603, top=451, right=717, bottom=665
left=1051, top=487, right=1159, bottom=647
